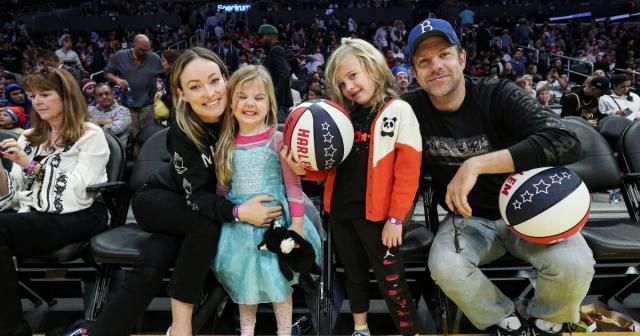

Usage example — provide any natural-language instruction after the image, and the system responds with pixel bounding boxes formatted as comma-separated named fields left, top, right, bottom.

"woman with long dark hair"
left=84, top=47, right=282, bottom=336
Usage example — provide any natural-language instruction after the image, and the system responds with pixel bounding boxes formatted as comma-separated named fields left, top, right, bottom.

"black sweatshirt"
left=330, top=104, right=376, bottom=220
left=402, top=77, right=582, bottom=220
left=148, top=123, right=234, bottom=223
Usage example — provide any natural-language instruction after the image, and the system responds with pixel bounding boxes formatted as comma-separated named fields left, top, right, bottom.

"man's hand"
left=445, top=159, right=480, bottom=218
left=116, top=78, right=129, bottom=89
left=381, top=220, right=402, bottom=248
left=96, top=119, right=113, bottom=126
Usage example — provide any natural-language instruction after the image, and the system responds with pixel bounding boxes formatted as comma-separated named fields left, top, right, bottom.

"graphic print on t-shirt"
left=425, top=134, right=491, bottom=165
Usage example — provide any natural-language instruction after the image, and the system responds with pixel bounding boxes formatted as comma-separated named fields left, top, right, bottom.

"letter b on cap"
left=420, top=20, right=434, bottom=33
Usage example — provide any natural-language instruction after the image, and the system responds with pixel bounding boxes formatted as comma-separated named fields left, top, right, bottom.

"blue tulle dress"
left=212, top=132, right=322, bottom=304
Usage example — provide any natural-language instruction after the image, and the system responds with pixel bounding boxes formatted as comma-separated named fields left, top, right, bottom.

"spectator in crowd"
left=0, top=106, right=27, bottom=135
left=373, top=23, right=389, bottom=50
left=104, top=34, right=164, bottom=138
left=514, top=19, right=532, bottom=45
left=536, top=85, right=553, bottom=108
left=592, top=69, right=606, bottom=78
left=88, top=42, right=107, bottom=79
left=4, top=82, right=32, bottom=127
left=2, top=73, right=17, bottom=85
left=80, top=78, right=97, bottom=107
left=536, top=69, right=567, bottom=103
left=500, top=29, right=512, bottom=52
left=391, top=65, right=410, bottom=95
left=238, top=52, right=249, bottom=69
left=458, top=4, right=475, bottom=27
left=599, top=74, right=640, bottom=121
left=36, top=49, right=88, bottom=84
left=258, top=24, right=293, bottom=120
left=0, top=81, right=7, bottom=107
left=527, top=64, right=542, bottom=84
left=305, top=87, right=323, bottom=101
left=214, top=34, right=240, bottom=73
left=594, top=55, right=610, bottom=75
left=291, top=85, right=302, bottom=106
left=55, top=34, right=85, bottom=71
left=561, top=76, right=610, bottom=127
left=88, top=83, right=132, bottom=146
left=500, top=62, right=518, bottom=81
left=159, top=49, right=180, bottom=125
left=515, top=77, right=535, bottom=98
left=304, top=47, right=325, bottom=75
left=548, top=58, right=565, bottom=76
left=510, top=49, right=526, bottom=76
left=0, top=41, right=22, bottom=74
left=0, top=67, right=109, bottom=336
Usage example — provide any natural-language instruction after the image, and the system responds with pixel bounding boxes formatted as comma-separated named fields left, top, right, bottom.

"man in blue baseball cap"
left=402, top=18, right=594, bottom=336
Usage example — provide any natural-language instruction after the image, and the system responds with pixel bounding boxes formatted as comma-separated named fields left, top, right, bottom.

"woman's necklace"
left=45, top=133, right=62, bottom=155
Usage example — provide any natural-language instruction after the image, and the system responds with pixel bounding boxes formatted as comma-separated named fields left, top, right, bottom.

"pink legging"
left=239, top=295, right=292, bottom=336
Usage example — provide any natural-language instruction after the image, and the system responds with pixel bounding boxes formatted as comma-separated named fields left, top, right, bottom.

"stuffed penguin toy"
left=258, top=219, right=321, bottom=281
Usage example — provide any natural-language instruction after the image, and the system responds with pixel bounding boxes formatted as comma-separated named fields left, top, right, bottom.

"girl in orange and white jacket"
left=282, top=38, right=422, bottom=336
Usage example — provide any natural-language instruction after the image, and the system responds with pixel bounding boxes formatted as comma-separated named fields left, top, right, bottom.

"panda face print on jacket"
left=381, top=116, right=397, bottom=137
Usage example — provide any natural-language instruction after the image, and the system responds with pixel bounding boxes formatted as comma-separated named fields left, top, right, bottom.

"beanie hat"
left=391, top=65, right=410, bottom=79
left=80, top=79, right=96, bottom=92
left=3, top=106, right=27, bottom=128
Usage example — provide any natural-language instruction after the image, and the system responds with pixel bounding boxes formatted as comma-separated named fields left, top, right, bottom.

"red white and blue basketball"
left=284, top=99, right=354, bottom=171
left=498, top=167, right=591, bottom=244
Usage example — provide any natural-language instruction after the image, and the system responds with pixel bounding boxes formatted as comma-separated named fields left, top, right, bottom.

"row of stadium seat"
left=4, top=114, right=640, bottom=334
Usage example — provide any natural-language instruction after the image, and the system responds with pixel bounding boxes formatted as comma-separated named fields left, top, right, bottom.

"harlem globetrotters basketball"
left=284, top=99, right=354, bottom=171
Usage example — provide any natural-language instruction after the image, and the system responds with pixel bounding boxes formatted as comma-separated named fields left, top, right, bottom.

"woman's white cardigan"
left=0, top=122, right=109, bottom=214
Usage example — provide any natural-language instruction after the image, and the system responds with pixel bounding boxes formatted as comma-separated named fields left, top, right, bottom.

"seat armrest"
left=86, top=181, right=128, bottom=193
left=622, top=173, right=640, bottom=182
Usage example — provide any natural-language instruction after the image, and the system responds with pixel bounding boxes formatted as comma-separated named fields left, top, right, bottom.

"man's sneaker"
left=292, top=314, right=314, bottom=336
left=63, top=328, right=89, bottom=336
left=492, top=314, right=527, bottom=336
left=530, top=320, right=565, bottom=336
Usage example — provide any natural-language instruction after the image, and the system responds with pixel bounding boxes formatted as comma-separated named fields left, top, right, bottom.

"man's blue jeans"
left=428, top=214, right=595, bottom=330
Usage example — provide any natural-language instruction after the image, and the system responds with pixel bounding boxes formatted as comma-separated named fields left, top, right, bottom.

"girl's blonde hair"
left=170, top=47, right=229, bottom=152
left=22, top=67, right=87, bottom=146
left=215, top=65, right=278, bottom=186
left=324, top=38, right=398, bottom=113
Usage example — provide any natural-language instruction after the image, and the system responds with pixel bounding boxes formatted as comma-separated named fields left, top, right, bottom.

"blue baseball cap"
left=407, top=18, right=461, bottom=64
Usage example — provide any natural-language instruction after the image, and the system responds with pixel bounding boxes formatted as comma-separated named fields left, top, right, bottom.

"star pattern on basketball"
left=325, top=158, right=335, bottom=167
left=512, top=199, right=522, bottom=210
left=520, top=190, right=534, bottom=203
left=321, top=122, right=330, bottom=131
left=550, top=174, right=564, bottom=184
left=533, top=179, right=551, bottom=194
left=323, top=132, right=334, bottom=143
left=324, top=145, right=337, bottom=157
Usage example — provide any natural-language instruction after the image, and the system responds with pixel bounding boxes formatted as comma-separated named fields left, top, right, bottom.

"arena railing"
left=548, top=53, right=593, bottom=83
left=90, top=70, right=104, bottom=80
left=612, top=68, right=640, bottom=94
left=513, top=43, right=539, bottom=65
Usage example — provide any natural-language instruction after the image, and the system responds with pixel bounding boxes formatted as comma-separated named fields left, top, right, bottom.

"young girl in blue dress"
left=212, top=65, right=322, bottom=336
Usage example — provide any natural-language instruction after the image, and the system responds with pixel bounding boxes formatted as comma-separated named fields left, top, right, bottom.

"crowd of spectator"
left=1, top=0, right=640, bottom=140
